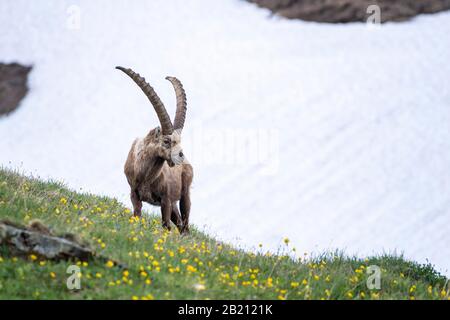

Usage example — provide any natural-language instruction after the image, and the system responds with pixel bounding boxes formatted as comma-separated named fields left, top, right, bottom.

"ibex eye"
left=179, top=152, right=184, bottom=158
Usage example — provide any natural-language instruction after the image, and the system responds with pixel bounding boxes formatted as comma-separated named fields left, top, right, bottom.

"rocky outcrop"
left=0, top=220, right=93, bottom=261
left=248, top=0, right=450, bottom=23
left=0, top=220, right=124, bottom=268
left=0, top=63, right=32, bottom=116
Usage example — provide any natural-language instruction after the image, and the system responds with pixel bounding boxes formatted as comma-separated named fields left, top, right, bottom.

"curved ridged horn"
left=116, top=66, right=173, bottom=135
left=165, top=76, right=187, bottom=132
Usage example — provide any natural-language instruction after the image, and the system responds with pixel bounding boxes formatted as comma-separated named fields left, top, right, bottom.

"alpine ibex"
left=116, top=66, right=193, bottom=234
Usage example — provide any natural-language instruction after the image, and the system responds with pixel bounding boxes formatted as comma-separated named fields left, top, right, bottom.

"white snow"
left=1, top=0, right=450, bottom=274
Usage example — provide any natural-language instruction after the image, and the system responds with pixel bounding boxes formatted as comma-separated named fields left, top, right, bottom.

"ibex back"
left=116, top=66, right=193, bottom=234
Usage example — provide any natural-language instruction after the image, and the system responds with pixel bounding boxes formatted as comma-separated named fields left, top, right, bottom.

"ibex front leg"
left=161, top=196, right=172, bottom=231
left=131, top=190, right=142, bottom=217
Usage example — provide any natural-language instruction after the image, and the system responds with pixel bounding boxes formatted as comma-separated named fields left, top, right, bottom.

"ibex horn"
left=165, top=76, right=187, bottom=132
left=116, top=66, right=173, bottom=135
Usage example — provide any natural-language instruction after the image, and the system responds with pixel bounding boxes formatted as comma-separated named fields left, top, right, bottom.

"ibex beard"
left=116, top=66, right=193, bottom=234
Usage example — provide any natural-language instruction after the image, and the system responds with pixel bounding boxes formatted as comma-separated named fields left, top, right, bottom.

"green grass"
left=0, top=168, right=448, bottom=300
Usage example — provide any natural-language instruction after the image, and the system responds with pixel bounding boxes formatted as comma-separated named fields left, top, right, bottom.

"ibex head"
left=155, top=126, right=184, bottom=167
left=116, top=67, right=187, bottom=167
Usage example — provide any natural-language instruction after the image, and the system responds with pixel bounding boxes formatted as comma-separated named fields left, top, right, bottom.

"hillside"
left=0, top=168, right=448, bottom=300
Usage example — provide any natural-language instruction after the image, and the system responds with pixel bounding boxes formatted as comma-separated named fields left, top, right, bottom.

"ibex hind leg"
left=180, top=167, right=193, bottom=235
left=171, top=203, right=184, bottom=234
left=180, top=193, right=191, bottom=234
left=130, top=190, right=142, bottom=217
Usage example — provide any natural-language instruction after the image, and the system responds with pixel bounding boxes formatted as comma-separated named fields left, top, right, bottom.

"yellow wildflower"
left=186, top=265, right=197, bottom=273
left=140, top=271, right=148, bottom=278
left=106, top=260, right=114, bottom=268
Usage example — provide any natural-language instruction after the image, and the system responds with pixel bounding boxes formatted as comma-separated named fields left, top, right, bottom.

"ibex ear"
left=154, top=127, right=161, bottom=138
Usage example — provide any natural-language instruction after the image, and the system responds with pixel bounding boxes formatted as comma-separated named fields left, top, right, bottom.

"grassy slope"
left=0, top=168, right=448, bottom=300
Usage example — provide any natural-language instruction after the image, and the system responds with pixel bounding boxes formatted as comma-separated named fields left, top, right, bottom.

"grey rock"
left=0, top=220, right=92, bottom=260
